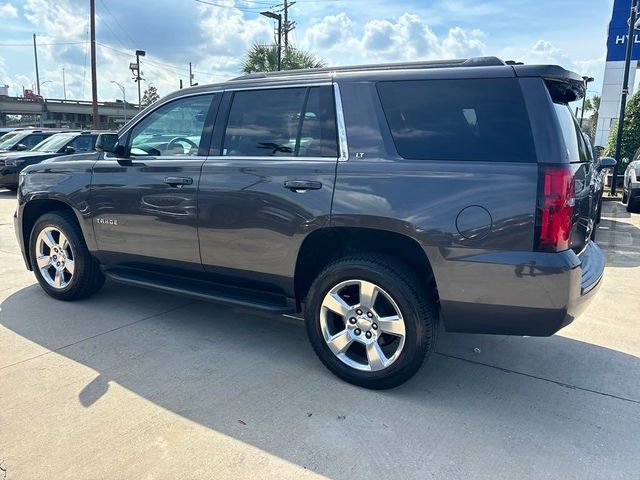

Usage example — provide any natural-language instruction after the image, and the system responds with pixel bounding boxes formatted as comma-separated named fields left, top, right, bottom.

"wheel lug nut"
left=365, top=331, right=372, bottom=339
left=56, top=262, right=60, bottom=266
left=354, top=328, right=361, bottom=336
left=372, top=323, right=378, bottom=330
left=366, top=312, right=373, bottom=318
left=349, top=317, right=356, bottom=324
left=356, top=309, right=362, bottom=315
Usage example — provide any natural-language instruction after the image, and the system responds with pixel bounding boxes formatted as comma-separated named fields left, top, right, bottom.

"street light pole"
left=134, top=49, right=146, bottom=107
left=611, top=0, right=638, bottom=196
left=111, top=81, right=126, bottom=123
left=580, top=76, right=594, bottom=127
left=62, top=67, right=67, bottom=101
left=261, top=11, right=282, bottom=71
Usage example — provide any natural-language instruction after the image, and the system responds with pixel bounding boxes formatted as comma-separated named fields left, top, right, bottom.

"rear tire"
left=304, top=254, right=438, bottom=389
left=29, top=211, right=105, bottom=301
left=628, top=197, right=638, bottom=213
left=622, top=189, right=628, bottom=204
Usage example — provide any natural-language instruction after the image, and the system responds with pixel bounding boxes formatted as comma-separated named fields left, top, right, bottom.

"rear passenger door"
left=197, top=85, right=340, bottom=295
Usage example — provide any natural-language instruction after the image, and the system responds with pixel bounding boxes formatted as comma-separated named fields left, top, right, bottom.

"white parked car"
left=623, top=157, right=640, bottom=212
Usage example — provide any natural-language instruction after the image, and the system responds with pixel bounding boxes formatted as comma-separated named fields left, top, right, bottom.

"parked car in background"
left=0, top=131, right=108, bottom=190
left=587, top=140, right=616, bottom=227
left=623, top=157, right=640, bottom=212
left=0, top=129, right=62, bottom=153
left=15, top=57, right=607, bottom=389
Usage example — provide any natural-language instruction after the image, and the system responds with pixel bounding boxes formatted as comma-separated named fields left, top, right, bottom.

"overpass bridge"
left=0, top=95, right=141, bottom=129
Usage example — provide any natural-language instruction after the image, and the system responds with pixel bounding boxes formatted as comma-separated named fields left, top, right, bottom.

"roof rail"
left=232, top=56, right=507, bottom=81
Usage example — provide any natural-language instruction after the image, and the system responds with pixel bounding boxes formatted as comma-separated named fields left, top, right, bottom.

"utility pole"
left=611, top=0, right=638, bottom=196
left=282, top=1, right=296, bottom=50
left=33, top=34, right=41, bottom=95
left=261, top=11, right=282, bottom=71
left=62, top=67, right=67, bottom=101
left=89, top=0, right=99, bottom=128
left=189, top=62, right=193, bottom=86
left=133, top=50, right=145, bottom=107
left=180, top=79, right=183, bottom=89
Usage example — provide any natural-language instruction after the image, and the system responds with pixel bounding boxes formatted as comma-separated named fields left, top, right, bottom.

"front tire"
left=304, top=255, right=438, bottom=389
left=29, top=211, right=105, bottom=300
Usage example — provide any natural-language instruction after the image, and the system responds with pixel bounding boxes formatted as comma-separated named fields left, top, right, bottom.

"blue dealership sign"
left=607, top=0, right=640, bottom=61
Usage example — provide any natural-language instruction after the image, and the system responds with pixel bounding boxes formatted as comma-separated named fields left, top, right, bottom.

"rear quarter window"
left=377, top=78, right=536, bottom=162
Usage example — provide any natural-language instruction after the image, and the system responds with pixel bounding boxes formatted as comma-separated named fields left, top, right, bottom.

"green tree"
left=606, top=91, right=640, bottom=171
left=241, top=44, right=325, bottom=74
left=141, top=85, right=160, bottom=106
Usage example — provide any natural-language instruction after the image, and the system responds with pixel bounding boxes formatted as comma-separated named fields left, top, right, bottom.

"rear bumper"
left=438, top=241, right=605, bottom=336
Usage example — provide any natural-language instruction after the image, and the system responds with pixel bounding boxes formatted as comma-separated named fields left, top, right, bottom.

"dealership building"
left=595, top=0, right=640, bottom=147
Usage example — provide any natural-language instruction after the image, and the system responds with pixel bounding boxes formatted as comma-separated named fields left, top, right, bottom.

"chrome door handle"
left=164, top=176, right=193, bottom=187
left=284, top=180, right=322, bottom=191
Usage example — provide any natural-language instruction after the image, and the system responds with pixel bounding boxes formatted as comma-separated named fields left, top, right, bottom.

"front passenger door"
left=91, top=93, right=218, bottom=274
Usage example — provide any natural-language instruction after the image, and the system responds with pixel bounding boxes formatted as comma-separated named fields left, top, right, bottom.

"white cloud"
left=302, top=12, right=485, bottom=64
left=304, top=12, right=353, bottom=50
left=0, top=2, right=17, bottom=18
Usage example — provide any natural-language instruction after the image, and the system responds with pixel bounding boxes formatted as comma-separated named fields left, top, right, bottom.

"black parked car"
left=14, top=57, right=608, bottom=389
left=0, top=131, right=107, bottom=190
left=0, top=129, right=62, bottom=153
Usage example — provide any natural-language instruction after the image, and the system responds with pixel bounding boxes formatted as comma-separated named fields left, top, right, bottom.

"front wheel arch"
left=21, top=199, right=88, bottom=270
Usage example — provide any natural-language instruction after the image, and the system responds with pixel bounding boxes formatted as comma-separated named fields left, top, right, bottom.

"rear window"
left=377, top=78, right=536, bottom=162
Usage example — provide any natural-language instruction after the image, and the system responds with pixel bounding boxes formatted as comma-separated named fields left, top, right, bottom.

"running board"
left=104, top=268, right=296, bottom=313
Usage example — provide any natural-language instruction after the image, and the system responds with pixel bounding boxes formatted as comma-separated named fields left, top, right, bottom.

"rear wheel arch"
left=294, top=227, right=438, bottom=304
left=22, top=199, right=88, bottom=269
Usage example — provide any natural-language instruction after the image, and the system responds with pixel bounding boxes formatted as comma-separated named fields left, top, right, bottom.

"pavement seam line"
left=0, top=300, right=195, bottom=371
left=435, top=352, right=640, bottom=405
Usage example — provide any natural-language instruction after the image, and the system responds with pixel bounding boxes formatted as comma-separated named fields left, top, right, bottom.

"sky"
left=0, top=0, right=614, bottom=104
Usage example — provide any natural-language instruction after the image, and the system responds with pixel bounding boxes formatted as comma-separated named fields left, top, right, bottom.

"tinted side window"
left=129, top=94, right=213, bottom=157
left=25, top=134, right=46, bottom=148
left=377, top=79, right=536, bottom=162
left=223, top=86, right=337, bottom=157
left=553, top=102, right=591, bottom=163
left=68, top=135, right=96, bottom=152
left=297, top=87, right=338, bottom=157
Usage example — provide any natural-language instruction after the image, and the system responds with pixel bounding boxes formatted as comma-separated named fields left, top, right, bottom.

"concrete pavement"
left=0, top=188, right=639, bottom=480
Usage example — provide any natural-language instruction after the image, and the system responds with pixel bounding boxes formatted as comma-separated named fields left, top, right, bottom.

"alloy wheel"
left=319, top=279, right=406, bottom=372
left=35, top=226, right=75, bottom=289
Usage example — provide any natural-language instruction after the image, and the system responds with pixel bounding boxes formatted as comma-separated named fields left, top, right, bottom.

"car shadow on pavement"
left=2, top=281, right=640, bottom=478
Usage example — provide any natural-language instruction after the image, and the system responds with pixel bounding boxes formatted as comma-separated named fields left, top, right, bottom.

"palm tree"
left=241, top=44, right=326, bottom=74
left=588, top=95, right=600, bottom=143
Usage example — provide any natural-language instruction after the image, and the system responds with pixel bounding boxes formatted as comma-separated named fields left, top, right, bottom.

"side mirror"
left=597, top=156, right=617, bottom=172
left=64, top=146, right=76, bottom=154
left=95, top=133, right=119, bottom=153
left=15, top=143, right=28, bottom=151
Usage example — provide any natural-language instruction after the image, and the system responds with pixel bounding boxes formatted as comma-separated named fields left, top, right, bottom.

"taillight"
left=535, top=165, right=575, bottom=252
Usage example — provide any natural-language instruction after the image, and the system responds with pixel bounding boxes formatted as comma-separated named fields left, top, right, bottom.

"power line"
left=95, top=42, right=209, bottom=76
left=0, top=41, right=86, bottom=46
left=193, top=0, right=264, bottom=12
left=97, top=0, right=138, bottom=47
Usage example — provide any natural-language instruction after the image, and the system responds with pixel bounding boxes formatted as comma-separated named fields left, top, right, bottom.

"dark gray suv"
left=14, top=56, right=607, bottom=389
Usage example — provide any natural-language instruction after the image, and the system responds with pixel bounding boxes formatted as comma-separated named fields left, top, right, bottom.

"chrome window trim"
left=118, top=81, right=349, bottom=163
left=333, top=82, right=349, bottom=162
left=205, top=155, right=338, bottom=163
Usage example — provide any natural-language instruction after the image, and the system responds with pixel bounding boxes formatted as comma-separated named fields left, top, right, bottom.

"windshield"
left=32, top=133, right=75, bottom=153
left=0, top=132, right=27, bottom=150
